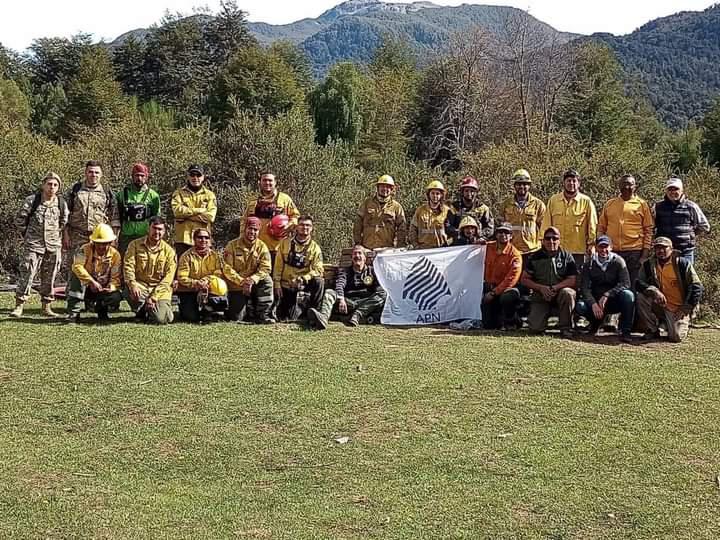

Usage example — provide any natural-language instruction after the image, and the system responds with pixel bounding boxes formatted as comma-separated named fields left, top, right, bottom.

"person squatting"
left=12, top=163, right=708, bottom=343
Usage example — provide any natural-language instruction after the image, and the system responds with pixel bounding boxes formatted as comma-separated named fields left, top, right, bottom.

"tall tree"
left=269, top=41, right=313, bottom=91
left=556, top=42, right=633, bottom=148
left=310, top=62, right=370, bottom=146
left=112, top=36, right=148, bottom=97
left=31, top=83, right=68, bottom=139
left=701, top=96, right=720, bottom=165
left=62, top=47, right=128, bottom=138
left=0, top=79, right=31, bottom=128
left=206, top=46, right=305, bottom=127
left=26, top=34, right=93, bottom=88
left=205, top=0, right=256, bottom=66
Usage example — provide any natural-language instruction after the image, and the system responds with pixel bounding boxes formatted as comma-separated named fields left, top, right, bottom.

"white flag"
left=373, top=245, right=486, bottom=325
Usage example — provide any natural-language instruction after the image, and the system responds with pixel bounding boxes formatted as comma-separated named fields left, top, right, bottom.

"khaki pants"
left=16, top=248, right=61, bottom=303
left=637, top=293, right=690, bottom=343
left=528, top=287, right=576, bottom=333
left=124, top=284, right=174, bottom=325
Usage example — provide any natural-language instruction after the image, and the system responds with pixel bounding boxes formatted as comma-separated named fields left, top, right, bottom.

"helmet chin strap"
left=376, top=193, right=390, bottom=203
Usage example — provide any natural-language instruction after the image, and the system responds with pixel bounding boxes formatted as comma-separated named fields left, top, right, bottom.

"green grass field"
left=1, top=295, right=719, bottom=539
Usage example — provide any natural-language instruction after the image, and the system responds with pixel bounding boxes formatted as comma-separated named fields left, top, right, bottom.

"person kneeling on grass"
left=574, top=235, right=634, bottom=342
left=66, top=224, right=122, bottom=322
left=273, top=215, right=324, bottom=322
left=309, top=245, right=386, bottom=330
left=636, top=236, right=703, bottom=343
left=176, top=228, right=236, bottom=323
left=123, top=216, right=176, bottom=325
left=223, top=217, right=275, bottom=324
left=520, top=227, right=578, bottom=338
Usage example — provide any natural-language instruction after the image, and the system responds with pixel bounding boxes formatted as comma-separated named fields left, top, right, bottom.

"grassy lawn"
left=1, top=294, right=719, bottom=539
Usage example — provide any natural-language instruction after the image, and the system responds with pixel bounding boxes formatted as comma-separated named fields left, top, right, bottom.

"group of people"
left=11, top=162, right=708, bottom=342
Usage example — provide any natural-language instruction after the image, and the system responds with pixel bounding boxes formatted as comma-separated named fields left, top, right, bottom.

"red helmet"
left=268, top=214, right=290, bottom=239
left=460, top=176, right=478, bottom=190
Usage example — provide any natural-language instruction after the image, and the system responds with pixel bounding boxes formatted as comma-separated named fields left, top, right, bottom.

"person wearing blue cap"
left=574, top=235, right=635, bottom=342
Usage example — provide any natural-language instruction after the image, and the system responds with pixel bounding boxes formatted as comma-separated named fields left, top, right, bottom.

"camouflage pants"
left=61, top=231, right=91, bottom=284
left=123, top=283, right=174, bottom=325
left=16, top=248, right=61, bottom=303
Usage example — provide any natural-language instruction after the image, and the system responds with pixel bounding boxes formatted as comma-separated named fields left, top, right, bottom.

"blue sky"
left=1, top=0, right=715, bottom=52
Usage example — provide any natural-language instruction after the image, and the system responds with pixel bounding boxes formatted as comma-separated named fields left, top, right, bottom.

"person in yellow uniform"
left=408, top=180, right=452, bottom=249
left=598, top=174, right=654, bottom=288
left=353, top=174, right=407, bottom=249
left=223, top=216, right=275, bottom=323
left=171, top=164, right=217, bottom=259
left=541, top=169, right=597, bottom=270
left=123, top=216, right=177, bottom=325
left=176, top=228, right=237, bottom=323
left=636, top=237, right=703, bottom=343
left=243, top=172, right=300, bottom=263
left=65, top=223, right=122, bottom=322
left=273, top=215, right=324, bottom=321
left=500, top=168, right=546, bottom=266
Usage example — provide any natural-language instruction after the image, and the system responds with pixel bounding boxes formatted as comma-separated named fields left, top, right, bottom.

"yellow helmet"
left=512, top=169, right=531, bottom=183
left=207, top=275, right=228, bottom=297
left=89, top=223, right=116, bottom=243
left=458, top=216, right=479, bottom=230
left=377, top=174, right=395, bottom=187
left=425, top=180, right=446, bottom=193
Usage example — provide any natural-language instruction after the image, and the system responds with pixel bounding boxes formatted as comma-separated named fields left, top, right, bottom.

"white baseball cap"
left=666, top=177, right=683, bottom=190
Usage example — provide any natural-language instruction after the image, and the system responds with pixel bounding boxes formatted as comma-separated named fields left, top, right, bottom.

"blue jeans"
left=677, top=247, right=694, bottom=264
left=575, top=289, right=635, bottom=334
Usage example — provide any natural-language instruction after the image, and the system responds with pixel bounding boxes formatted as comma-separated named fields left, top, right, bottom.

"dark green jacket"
left=636, top=251, right=703, bottom=307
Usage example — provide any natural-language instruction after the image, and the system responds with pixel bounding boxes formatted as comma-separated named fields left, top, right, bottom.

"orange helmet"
left=269, top=214, right=290, bottom=239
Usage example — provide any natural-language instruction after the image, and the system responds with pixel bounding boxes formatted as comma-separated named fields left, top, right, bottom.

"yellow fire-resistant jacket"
left=500, top=193, right=547, bottom=254
left=123, top=238, right=177, bottom=301
left=273, top=236, right=324, bottom=289
left=72, top=243, right=122, bottom=291
left=177, top=248, right=239, bottom=292
left=353, top=196, right=407, bottom=249
left=243, top=191, right=300, bottom=252
left=409, top=203, right=452, bottom=249
left=598, top=195, right=654, bottom=251
left=171, top=185, right=217, bottom=245
left=223, top=237, right=272, bottom=290
left=541, top=192, right=597, bottom=255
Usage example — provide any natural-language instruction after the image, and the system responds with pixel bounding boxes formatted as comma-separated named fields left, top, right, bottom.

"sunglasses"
left=189, top=172, right=203, bottom=178
left=544, top=236, right=560, bottom=241
left=196, top=235, right=210, bottom=240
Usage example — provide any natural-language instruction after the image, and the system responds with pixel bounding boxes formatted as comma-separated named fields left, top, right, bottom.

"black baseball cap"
left=187, top=164, right=204, bottom=175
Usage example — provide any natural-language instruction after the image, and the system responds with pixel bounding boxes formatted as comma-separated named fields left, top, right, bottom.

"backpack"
left=67, top=181, right=115, bottom=216
left=24, top=191, right=68, bottom=233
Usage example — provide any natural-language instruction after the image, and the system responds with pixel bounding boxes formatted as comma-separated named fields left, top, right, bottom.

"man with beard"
left=66, top=224, right=123, bottom=322
left=636, top=236, right=703, bottom=343
left=223, top=217, right=275, bottom=324
left=353, top=174, right=407, bottom=249
left=12, top=172, right=69, bottom=318
left=654, top=177, right=710, bottom=264
left=500, top=169, right=546, bottom=266
left=273, top=215, right=324, bottom=321
left=446, top=176, right=494, bottom=243
left=541, top=169, right=597, bottom=270
left=408, top=180, right=452, bottom=249
left=116, top=162, right=161, bottom=255
left=123, top=216, right=177, bottom=325
left=176, top=228, right=234, bottom=323
left=243, top=172, right=300, bottom=263
left=171, top=164, right=217, bottom=259
left=521, top=227, right=578, bottom=338
left=598, top=174, right=654, bottom=288
left=309, top=245, right=386, bottom=330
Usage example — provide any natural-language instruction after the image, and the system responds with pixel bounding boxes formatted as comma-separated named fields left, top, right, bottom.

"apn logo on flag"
left=402, top=257, right=451, bottom=310
left=373, top=245, right=486, bottom=325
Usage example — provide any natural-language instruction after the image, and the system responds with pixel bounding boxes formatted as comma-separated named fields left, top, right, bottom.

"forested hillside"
left=595, top=3, right=720, bottom=128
